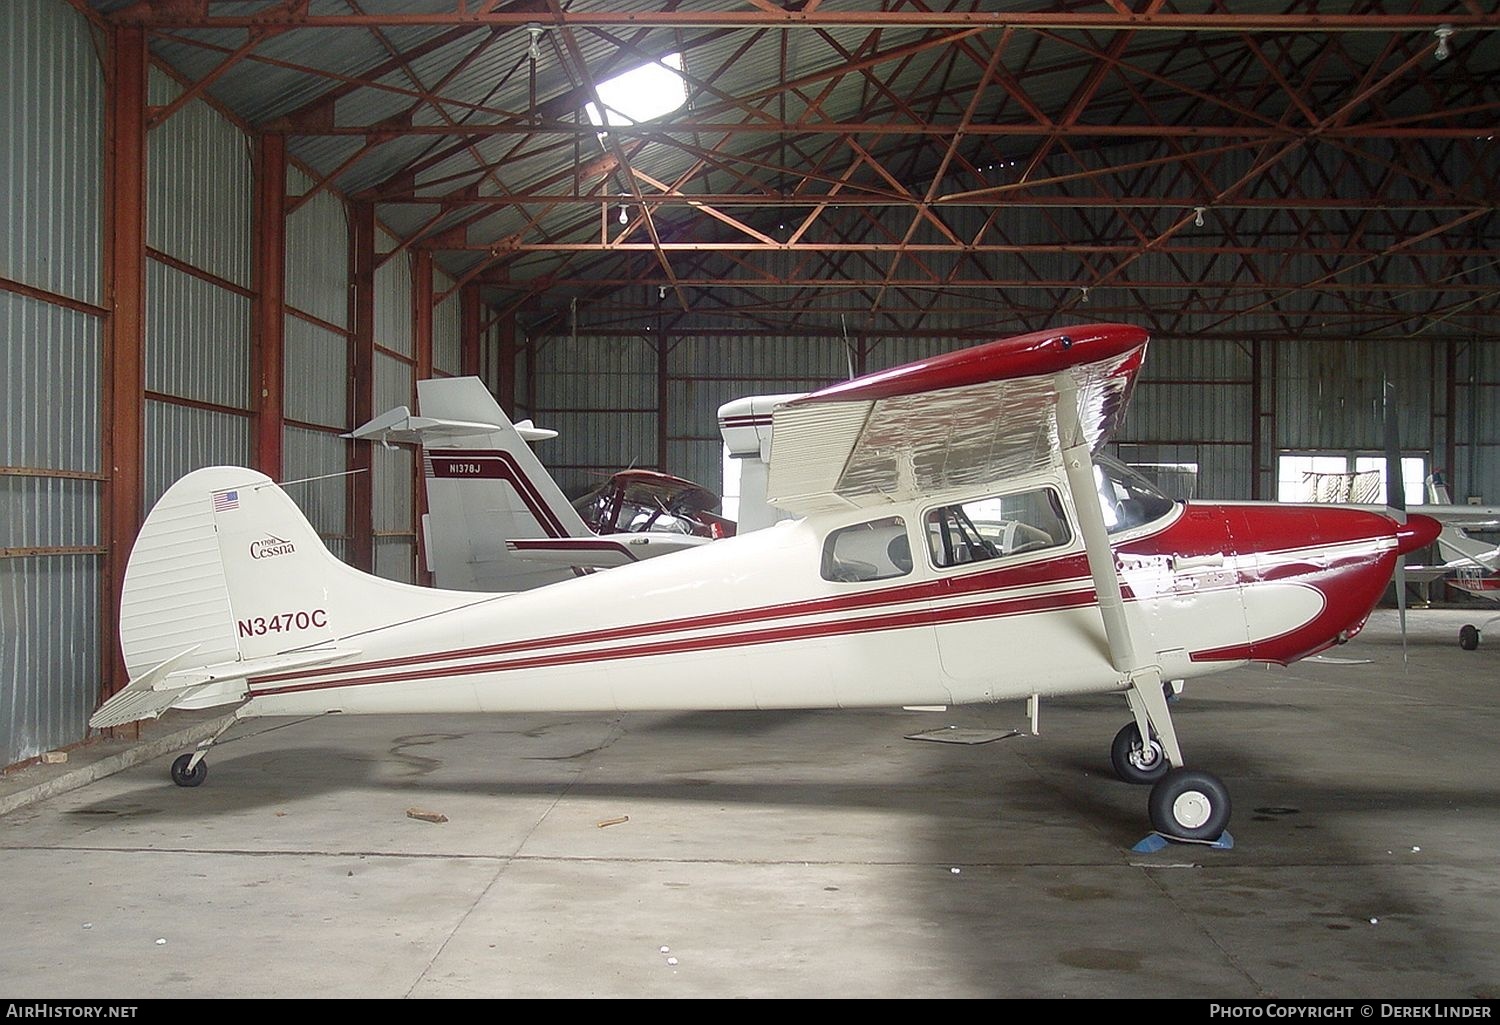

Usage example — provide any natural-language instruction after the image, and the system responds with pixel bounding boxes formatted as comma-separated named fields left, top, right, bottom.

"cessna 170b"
left=90, top=323, right=1439, bottom=843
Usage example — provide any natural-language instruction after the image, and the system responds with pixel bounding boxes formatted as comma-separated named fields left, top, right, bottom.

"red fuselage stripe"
left=250, top=587, right=1100, bottom=698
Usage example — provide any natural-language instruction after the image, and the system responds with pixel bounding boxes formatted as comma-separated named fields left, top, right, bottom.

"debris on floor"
left=405, top=808, right=448, bottom=824
left=597, top=815, right=630, bottom=828
left=905, top=727, right=1020, bottom=745
left=41, top=751, right=68, bottom=764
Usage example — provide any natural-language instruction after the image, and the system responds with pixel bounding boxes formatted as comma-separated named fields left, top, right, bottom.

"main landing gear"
left=1111, top=674, right=1232, bottom=842
left=168, top=708, right=244, bottom=788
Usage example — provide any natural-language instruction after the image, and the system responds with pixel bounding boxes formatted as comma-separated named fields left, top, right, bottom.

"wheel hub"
left=1172, top=789, right=1213, bottom=830
left=1130, top=741, right=1162, bottom=771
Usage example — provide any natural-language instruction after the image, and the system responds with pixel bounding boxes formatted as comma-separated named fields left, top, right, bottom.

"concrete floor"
left=1, top=608, right=1497, bottom=998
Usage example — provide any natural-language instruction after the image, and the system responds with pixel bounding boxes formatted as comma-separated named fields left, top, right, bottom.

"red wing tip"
left=792, top=323, right=1149, bottom=406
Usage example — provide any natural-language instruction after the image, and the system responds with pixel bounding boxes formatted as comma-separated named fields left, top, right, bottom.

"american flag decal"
left=212, top=490, right=239, bottom=512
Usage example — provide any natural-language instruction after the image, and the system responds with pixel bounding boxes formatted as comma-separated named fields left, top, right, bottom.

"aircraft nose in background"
left=1395, top=513, right=1443, bottom=555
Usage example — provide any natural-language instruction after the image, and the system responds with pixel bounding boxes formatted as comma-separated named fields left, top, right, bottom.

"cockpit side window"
left=821, top=516, right=912, bottom=583
left=925, top=487, right=1071, bottom=568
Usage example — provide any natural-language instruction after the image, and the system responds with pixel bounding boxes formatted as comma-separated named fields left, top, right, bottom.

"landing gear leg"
left=169, top=707, right=245, bottom=788
left=1120, top=669, right=1232, bottom=841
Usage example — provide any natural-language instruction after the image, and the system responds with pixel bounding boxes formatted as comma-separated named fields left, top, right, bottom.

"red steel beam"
left=254, top=133, right=287, bottom=480
left=102, top=24, right=149, bottom=704
left=348, top=202, right=377, bottom=573
left=112, top=9, right=1500, bottom=32
left=497, top=312, right=517, bottom=414
left=460, top=282, right=482, bottom=377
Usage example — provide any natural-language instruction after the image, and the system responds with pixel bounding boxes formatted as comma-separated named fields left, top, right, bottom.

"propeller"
left=1384, top=378, right=1410, bottom=665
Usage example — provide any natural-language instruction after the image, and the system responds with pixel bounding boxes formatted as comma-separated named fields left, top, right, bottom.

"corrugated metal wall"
left=1455, top=341, right=1500, bottom=504
left=1113, top=338, right=1254, bottom=500
left=283, top=165, right=353, bottom=560
left=143, top=67, right=254, bottom=510
left=530, top=306, right=1498, bottom=508
left=0, top=0, right=105, bottom=765
left=373, top=247, right=416, bottom=581
left=433, top=267, right=461, bottom=377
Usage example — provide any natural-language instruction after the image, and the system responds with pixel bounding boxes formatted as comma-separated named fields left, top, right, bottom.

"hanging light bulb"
left=526, top=24, right=544, bottom=62
left=1194, top=207, right=1206, bottom=227
left=1434, top=25, right=1453, bottom=61
left=619, top=206, right=628, bottom=225
left=1080, top=286, right=1090, bottom=304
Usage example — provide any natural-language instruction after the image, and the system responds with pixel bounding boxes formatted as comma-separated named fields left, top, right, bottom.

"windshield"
left=1094, top=455, right=1178, bottom=534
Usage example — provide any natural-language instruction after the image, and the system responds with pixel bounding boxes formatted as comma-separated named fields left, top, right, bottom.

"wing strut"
left=1053, top=374, right=1184, bottom=769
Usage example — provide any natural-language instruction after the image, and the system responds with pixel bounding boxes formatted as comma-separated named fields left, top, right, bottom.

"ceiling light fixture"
left=1434, top=24, right=1453, bottom=61
left=526, top=24, right=544, bottom=62
left=619, top=205, right=629, bottom=225
left=1194, top=207, right=1206, bottom=227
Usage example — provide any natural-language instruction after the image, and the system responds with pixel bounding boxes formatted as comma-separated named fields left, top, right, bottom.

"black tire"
left=1148, top=768, right=1231, bottom=841
left=1110, top=722, right=1169, bottom=785
left=1460, top=625, right=1480, bottom=651
left=170, top=753, right=207, bottom=788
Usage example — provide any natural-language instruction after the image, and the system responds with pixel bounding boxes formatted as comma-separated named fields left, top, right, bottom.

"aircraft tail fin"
left=408, top=378, right=591, bottom=590
left=96, top=466, right=478, bottom=727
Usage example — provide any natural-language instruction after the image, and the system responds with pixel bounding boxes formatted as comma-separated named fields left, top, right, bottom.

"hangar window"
left=1277, top=453, right=1427, bottom=506
left=821, top=517, right=912, bottom=583
left=925, top=487, right=1071, bottom=568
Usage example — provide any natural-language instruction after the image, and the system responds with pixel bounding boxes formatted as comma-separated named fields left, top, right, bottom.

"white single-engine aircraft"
left=348, top=377, right=714, bottom=591
left=90, top=323, right=1439, bottom=842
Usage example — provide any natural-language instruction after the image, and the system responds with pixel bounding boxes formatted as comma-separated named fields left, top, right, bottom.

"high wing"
left=765, top=324, right=1149, bottom=515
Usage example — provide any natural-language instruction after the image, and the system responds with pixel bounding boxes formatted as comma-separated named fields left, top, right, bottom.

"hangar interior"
left=1, top=3, right=1497, bottom=799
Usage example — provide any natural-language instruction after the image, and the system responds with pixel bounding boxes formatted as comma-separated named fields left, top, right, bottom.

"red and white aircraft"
left=348, top=377, right=716, bottom=591
left=90, top=323, right=1439, bottom=842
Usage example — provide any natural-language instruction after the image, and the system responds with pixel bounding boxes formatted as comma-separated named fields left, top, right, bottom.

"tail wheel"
left=1460, top=625, right=1480, bottom=651
left=1148, top=768, right=1231, bottom=841
left=170, top=753, right=207, bottom=788
left=1110, top=722, right=1169, bottom=784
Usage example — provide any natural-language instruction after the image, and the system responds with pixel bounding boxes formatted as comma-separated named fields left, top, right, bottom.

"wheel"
left=1459, top=624, right=1480, bottom=651
left=170, top=753, right=207, bottom=788
left=1148, top=768, right=1231, bottom=841
left=1110, top=722, right=1169, bottom=784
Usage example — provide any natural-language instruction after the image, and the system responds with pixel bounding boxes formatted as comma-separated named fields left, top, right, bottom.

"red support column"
left=412, top=250, right=433, bottom=586
left=254, top=133, right=287, bottom=479
left=459, top=283, right=481, bottom=379
left=349, top=202, right=376, bottom=573
left=413, top=250, right=433, bottom=382
left=497, top=312, right=517, bottom=413
left=103, top=24, right=149, bottom=701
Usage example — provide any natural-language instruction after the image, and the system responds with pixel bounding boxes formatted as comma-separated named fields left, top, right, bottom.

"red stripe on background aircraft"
left=90, top=323, right=1438, bottom=843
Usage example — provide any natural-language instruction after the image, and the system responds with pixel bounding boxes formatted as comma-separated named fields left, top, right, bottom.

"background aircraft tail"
left=411, top=378, right=594, bottom=591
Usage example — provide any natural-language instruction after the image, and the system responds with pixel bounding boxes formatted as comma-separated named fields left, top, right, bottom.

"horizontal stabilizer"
left=89, top=646, right=359, bottom=729
left=346, top=404, right=557, bottom=446
left=506, top=534, right=707, bottom=569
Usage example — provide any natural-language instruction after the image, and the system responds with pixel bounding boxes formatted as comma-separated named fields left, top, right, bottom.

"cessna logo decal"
left=250, top=535, right=296, bottom=560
